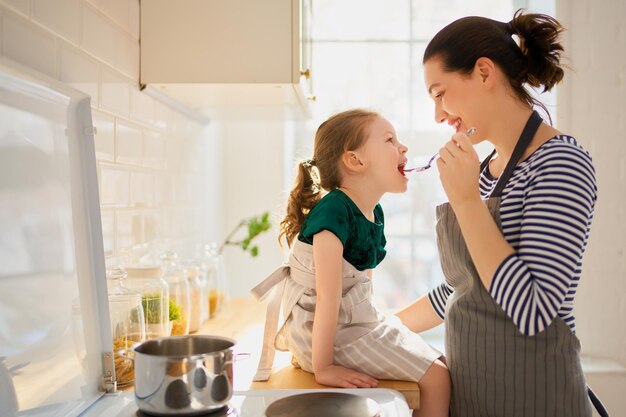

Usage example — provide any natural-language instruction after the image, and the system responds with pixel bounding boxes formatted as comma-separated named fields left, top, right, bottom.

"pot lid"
left=264, top=392, right=380, bottom=417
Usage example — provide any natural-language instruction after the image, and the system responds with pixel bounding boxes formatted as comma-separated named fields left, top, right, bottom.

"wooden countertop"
left=198, top=297, right=420, bottom=409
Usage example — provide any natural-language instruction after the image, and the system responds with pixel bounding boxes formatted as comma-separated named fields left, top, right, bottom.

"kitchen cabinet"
left=140, top=0, right=313, bottom=120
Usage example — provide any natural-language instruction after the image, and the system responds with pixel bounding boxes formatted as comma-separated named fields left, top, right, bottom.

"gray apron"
left=436, top=111, right=594, bottom=417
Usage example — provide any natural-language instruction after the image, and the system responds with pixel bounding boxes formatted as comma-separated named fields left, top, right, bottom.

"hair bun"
left=509, top=9, right=565, bottom=92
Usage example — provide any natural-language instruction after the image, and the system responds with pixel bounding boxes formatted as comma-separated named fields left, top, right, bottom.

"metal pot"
left=132, top=335, right=240, bottom=415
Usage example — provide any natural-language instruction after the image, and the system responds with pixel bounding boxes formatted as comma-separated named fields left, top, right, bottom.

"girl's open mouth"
left=398, top=162, right=407, bottom=177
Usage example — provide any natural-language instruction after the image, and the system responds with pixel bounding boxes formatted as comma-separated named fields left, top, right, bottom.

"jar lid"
left=124, top=265, right=163, bottom=279
left=107, top=268, right=142, bottom=301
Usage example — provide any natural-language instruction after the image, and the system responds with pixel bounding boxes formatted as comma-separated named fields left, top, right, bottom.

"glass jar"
left=158, top=251, right=191, bottom=336
left=124, top=265, right=169, bottom=339
left=203, top=243, right=228, bottom=318
left=183, top=262, right=207, bottom=333
left=106, top=268, right=146, bottom=388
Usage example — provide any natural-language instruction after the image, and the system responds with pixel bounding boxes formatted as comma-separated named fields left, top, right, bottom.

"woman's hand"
left=314, top=364, right=379, bottom=388
left=436, top=130, right=481, bottom=207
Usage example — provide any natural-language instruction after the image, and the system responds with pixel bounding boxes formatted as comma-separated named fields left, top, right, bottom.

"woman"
left=396, top=10, right=606, bottom=417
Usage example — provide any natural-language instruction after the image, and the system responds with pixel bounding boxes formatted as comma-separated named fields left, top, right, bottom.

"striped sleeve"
left=489, top=146, right=597, bottom=336
left=428, top=281, right=454, bottom=320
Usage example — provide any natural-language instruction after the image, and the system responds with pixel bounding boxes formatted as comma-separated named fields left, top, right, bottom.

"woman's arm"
left=439, top=134, right=597, bottom=335
left=311, top=230, right=378, bottom=388
left=396, top=294, right=444, bottom=333
left=436, top=133, right=515, bottom=290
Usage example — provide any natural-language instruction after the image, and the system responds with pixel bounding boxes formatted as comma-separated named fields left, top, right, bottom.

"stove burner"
left=136, top=405, right=236, bottom=417
left=264, top=392, right=380, bottom=417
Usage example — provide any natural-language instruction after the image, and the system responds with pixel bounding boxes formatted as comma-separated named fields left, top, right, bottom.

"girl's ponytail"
left=278, top=160, right=322, bottom=248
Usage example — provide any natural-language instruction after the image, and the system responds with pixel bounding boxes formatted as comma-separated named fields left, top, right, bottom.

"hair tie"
left=506, top=21, right=515, bottom=35
left=302, top=159, right=316, bottom=168
left=507, top=21, right=528, bottom=56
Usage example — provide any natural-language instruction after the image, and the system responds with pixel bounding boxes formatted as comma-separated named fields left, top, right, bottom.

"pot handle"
left=234, top=352, right=251, bottom=362
left=220, top=352, right=251, bottom=373
left=117, top=349, right=135, bottom=362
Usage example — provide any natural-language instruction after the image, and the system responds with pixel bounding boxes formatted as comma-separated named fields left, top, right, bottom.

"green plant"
left=168, top=298, right=182, bottom=321
left=140, top=294, right=182, bottom=323
left=219, top=211, right=272, bottom=257
left=141, top=294, right=163, bottom=324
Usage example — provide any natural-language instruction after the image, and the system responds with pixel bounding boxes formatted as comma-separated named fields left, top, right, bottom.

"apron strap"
left=588, top=386, right=610, bottom=417
left=250, top=265, right=289, bottom=381
left=480, top=110, right=544, bottom=198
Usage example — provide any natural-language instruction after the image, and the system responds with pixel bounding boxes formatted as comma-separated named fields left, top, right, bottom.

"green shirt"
left=298, top=189, right=387, bottom=271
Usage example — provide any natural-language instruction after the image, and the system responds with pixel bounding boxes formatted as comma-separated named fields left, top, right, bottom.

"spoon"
left=404, top=128, right=476, bottom=173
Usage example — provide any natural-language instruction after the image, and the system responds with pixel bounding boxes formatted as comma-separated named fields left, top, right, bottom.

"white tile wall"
left=97, top=0, right=128, bottom=32
left=59, top=42, right=99, bottom=101
left=115, top=209, right=143, bottom=249
left=115, top=119, right=142, bottom=165
left=0, top=0, right=221, bottom=268
left=143, top=130, right=165, bottom=169
left=99, top=164, right=129, bottom=207
left=130, top=87, right=155, bottom=125
left=32, top=0, right=80, bottom=45
left=2, top=8, right=56, bottom=76
left=155, top=173, right=174, bottom=206
left=130, top=171, right=154, bottom=207
left=115, top=29, right=138, bottom=78
left=81, top=3, right=115, bottom=66
left=2, top=0, right=28, bottom=16
left=100, top=66, right=130, bottom=116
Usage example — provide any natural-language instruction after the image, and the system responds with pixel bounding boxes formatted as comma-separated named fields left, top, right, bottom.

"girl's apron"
left=251, top=239, right=441, bottom=383
left=437, top=110, right=595, bottom=417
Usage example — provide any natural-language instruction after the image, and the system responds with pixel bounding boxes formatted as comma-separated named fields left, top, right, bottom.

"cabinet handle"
left=307, top=95, right=317, bottom=102
left=300, top=69, right=311, bottom=79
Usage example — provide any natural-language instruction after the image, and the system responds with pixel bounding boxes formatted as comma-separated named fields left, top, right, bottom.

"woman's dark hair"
left=278, top=109, right=379, bottom=247
left=423, top=9, right=565, bottom=120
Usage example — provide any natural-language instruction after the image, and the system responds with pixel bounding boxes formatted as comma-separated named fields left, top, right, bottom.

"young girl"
left=252, top=109, right=450, bottom=417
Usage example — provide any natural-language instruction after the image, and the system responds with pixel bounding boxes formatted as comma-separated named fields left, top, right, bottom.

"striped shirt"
left=428, top=136, right=597, bottom=336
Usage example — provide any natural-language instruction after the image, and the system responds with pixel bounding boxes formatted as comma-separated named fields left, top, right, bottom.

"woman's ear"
left=475, top=57, right=496, bottom=86
left=341, top=150, right=365, bottom=173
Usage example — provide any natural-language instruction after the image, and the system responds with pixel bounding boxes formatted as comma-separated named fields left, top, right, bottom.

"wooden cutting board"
left=250, top=365, right=420, bottom=410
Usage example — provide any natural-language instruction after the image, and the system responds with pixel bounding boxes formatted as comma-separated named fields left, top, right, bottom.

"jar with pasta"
left=158, top=251, right=191, bottom=336
left=124, top=265, right=169, bottom=339
left=106, top=268, right=146, bottom=388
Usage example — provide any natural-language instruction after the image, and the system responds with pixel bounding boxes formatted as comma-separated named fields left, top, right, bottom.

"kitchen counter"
left=198, top=297, right=420, bottom=409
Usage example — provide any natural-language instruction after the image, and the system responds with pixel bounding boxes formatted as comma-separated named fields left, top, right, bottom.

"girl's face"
left=357, top=116, right=409, bottom=193
left=423, top=58, right=485, bottom=143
